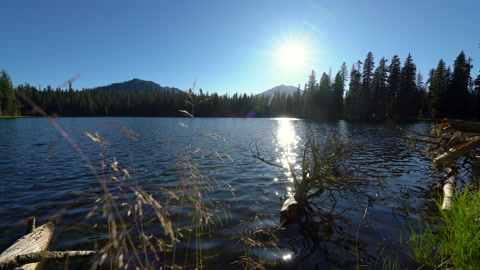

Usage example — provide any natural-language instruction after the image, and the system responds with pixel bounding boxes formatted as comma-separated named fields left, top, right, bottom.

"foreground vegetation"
left=405, top=122, right=480, bottom=269
left=408, top=186, right=480, bottom=269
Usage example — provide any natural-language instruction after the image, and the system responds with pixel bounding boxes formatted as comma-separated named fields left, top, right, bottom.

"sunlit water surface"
left=0, top=117, right=434, bottom=269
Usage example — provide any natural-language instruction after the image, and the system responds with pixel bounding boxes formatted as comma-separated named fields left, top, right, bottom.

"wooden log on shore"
left=0, top=220, right=54, bottom=270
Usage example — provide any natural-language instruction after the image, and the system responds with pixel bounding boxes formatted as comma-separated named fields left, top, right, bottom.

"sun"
left=272, top=39, right=311, bottom=74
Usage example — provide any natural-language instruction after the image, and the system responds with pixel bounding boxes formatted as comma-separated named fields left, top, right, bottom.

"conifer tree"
left=429, top=59, right=450, bottom=118
left=303, top=70, right=317, bottom=118
left=331, top=62, right=348, bottom=119
left=345, top=62, right=362, bottom=117
left=416, top=71, right=429, bottom=118
left=0, top=70, right=18, bottom=116
left=449, top=51, right=472, bottom=118
left=473, top=74, right=480, bottom=119
left=318, top=72, right=332, bottom=119
left=371, top=57, right=389, bottom=118
left=398, top=54, right=417, bottom=118
left=387, top=55, right=401, bottom=118
left=332, top=71, right=344, bottom=118
left=362, top=52, right=375, bottom=118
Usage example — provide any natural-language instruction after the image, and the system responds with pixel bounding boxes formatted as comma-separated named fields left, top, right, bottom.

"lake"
left=0, top=117, right=435, bottom=269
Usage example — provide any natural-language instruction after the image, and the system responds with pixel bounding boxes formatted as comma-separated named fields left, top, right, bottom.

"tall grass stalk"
left=355, top=204, right=369, bottom=269
left=167, top=81, right=233, bottom=269
left=17, top=82, right=240, bottom=269
left=83, top=125, right=232, bottom=269
left=84, top=130, right=178, bottom=269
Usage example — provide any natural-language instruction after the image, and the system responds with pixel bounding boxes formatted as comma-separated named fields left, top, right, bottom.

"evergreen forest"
left=1, top=51, right=480, bottom=120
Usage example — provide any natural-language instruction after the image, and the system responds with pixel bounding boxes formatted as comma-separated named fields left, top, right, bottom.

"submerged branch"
left=250, top=142, right=285, bottom=169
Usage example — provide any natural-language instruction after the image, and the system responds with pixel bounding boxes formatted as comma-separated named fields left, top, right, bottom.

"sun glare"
left=274, top=40, right=310, bottom=73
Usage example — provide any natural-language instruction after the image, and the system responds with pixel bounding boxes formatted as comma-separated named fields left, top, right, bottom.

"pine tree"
left=0, top=70, right=18, bottom=116
left=449, top=51, right=472, bottom=118
left=416, top=71, right=429, bottom=118
left=345, top=62, right=362, bottom=118
left=362, top=52, right=375, bottom=118
left=429, top=59, right=450, bottom=118
left=473, top=74, right=480, bottom=119
left=371, top=57, right=389, bottom=118
left=398, top=54, right=417, bottom=118
left=332, top=71, right=344, bottom=118
left=318, top=72, right=332, bottom=119
left=387, top=55, right=401, bottom=118
left=293, top=85, right=303, bottom=118
left=307, top=70, right=317, bottom=91
left=330, top=62, right=348, bottom=119
left=303, top=70, right=318, bottom=118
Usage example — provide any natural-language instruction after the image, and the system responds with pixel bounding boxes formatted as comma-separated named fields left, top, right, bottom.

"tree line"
left=1, top=50, right=479, bottom=119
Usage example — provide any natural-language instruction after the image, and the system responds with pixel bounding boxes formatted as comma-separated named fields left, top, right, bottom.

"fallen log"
left=0, top=251, right=97, bottom=270
left=0, top=218, right=97, bottom=270
left=0, top=220, right=54, bottom=270
left=432, top=136, right=480, bottom=169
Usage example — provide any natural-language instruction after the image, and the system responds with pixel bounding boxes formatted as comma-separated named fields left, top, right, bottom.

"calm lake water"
left=0, top=117, right=435, bottom=269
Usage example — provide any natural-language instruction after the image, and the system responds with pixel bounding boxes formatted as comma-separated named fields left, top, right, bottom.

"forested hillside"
left=2, top=50, right=479, bottom=119
left=93, top=78, right=183, bottom=94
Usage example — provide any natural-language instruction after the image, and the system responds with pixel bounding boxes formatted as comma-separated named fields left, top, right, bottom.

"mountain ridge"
left=91, top=78, right=183, bottom=93
left=256, top=84, right=301, bottom=97
left=90, top=79, right=300, bottom=98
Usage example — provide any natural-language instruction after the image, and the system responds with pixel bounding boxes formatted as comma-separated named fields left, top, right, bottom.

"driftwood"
left=0, top=251, right=97, bottom=270
left=432, top=136, right=480, bottom=170
left=432, top=119, right=480, bottom=210
left=0, top=218, right=97, bottom=270
left=0, top=220, right=54, bottom=270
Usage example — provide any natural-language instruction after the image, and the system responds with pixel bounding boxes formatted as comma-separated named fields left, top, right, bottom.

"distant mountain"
left=92, top=78, right=183, bottom=93
left=257, top=84, right=301, bottom=97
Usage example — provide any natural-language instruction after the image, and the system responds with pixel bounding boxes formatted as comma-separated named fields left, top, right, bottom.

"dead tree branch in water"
left=402, top=119, right=480, bottom=210
left=251, top=132, right=381, bottom=223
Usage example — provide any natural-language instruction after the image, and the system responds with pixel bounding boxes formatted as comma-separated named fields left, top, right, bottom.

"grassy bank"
left=0, top=115, right=31, bottom=118
left=408, top=186, right=480, bottom=269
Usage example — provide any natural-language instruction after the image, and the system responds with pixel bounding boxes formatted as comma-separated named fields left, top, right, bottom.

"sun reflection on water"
left=272, top=118, right=301, bottom=195
left=282, top=253, right=293, bottom=261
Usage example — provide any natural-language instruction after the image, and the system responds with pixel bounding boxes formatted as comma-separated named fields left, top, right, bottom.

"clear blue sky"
left=1, top=0, right=479, bottom=95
